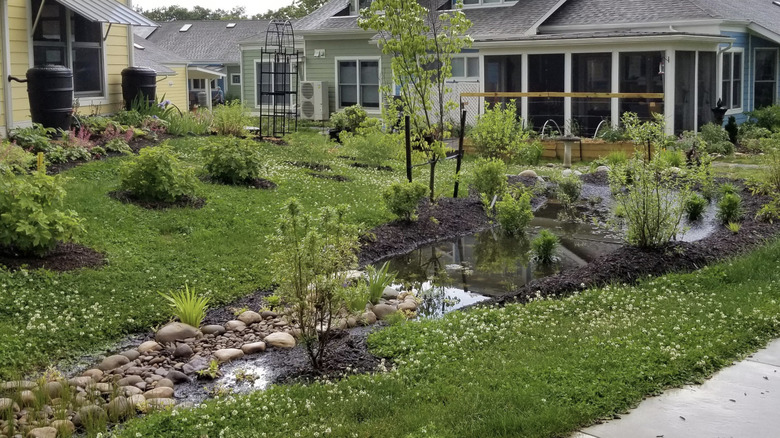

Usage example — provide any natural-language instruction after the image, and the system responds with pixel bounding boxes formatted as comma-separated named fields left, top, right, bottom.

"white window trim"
left=334, top=56, right=382, bottom=112
left=191, top=78, right=206, bottom=90
left=449, top=55, right=480, bottom=81
left=461, top=0, right=518, bottom=9
left=720, top=48, right=744, bottom=115
left=753, top=47, right=779, bottom=109
left=28, top=3, right=108, bottom=101
left=231, top=73, right=241, bottom=85
left=253, top=59, right=297, bottom=109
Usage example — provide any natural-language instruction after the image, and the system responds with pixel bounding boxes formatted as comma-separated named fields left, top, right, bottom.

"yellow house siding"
left=158, top=66, right=189, bottom=110
left=8, top=0, right=30, bottom=125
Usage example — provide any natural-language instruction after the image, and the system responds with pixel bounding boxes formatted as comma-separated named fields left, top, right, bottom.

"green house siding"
left=241, top=48, right=262, bottom=107
left=304, top=37, right=392, bottom=114
left=225, top=65, right=241, bottom=100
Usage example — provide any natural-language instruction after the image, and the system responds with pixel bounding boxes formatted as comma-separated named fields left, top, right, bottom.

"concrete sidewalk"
left=573, top=339, right=780, bottom=438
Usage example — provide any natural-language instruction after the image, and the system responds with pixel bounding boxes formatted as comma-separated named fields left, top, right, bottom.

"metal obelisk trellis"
left=258, top=20, right=300, bottom=137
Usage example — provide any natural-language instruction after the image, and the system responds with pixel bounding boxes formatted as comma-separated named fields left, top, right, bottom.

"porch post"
left=564, top=52, right=572, bottom=135
left=206, top=79, right=213, bottom=111
left=611, top=50, right=619, bottom=128
left=664, top=48, right=676, bottom=136
left=521, top=53, right=529, bottom=125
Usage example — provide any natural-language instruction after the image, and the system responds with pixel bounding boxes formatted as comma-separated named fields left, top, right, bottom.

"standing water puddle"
left=381, top=203, right=624, bottom=317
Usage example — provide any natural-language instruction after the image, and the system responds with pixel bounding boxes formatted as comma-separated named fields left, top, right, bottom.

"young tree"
left=270, top=200, right=359, bottom=369
left=359, top=0, right=472, bottom=201
left=256, top=0, right=328, bottom=19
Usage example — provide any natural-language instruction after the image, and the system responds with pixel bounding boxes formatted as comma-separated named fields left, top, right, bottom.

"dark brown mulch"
left=351, top=162, right=394, bottom=172
left=308, top=172, right=350, bottom=182
left=0, top=242, right=105, bottom=272
left=128, top=134, right=173, bottom=153
left=358, top=195, right=492, bottom=266
left=497, top=186, right=780, bottom=305
left=201, top=289, right=275, bottom=327
left=286, top=161, right=331, bottom=172
left=260, top=137, right=287, bottom=146
left=580, top=170, right=610, bottom=185
left=202, top=176, right=277, bottom=190
left=108, top=190, right=206, bottom=210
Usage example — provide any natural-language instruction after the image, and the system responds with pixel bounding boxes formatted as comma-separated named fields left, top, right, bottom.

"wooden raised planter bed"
left=462, top=139, right=652, bottom=162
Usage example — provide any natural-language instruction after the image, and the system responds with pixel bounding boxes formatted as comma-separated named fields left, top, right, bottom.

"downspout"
left=1, top=0, right=14, bottom=136
left=126, top=0, right=135, bottom=68
left=718, top=42, right=734, bottom=55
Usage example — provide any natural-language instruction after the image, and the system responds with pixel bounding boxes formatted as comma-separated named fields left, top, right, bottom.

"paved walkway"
left=573, top=339, right=780, bottom=438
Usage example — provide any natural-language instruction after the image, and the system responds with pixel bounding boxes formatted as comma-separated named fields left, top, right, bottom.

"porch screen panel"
left=697, top=52, right=716, bottom=127
left=528, top=54, right=564, bottom=132
left=483, top=55, right=522, bottom=116
left=619, top=52, right=664, bottom=121
left=754, top=49, right=777, bottom=109
left=572, top=53, right=611, bottom=137
left=675, top=51, right=695, bottom=133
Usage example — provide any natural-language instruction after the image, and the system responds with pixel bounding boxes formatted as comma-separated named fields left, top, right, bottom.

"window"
left=32, top=0, right=104, bottom=97
left=191, top=79, right=206, bottom=90
left=337, top=59, right=380, bottom=109
left=256, top=61, right=294, bottom=107
left=754, top=48, right=777, bottom=109
left=231, top=74, right=241, bottom=85
left=348, top=0, right=373, bottom=14
left=462, top=0, right=516, bottom=7
left=721, top=51, right=742, bottom=110
left=451, top=56, right=479, bottom=79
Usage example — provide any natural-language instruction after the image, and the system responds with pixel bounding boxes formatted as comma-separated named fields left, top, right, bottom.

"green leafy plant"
left=468, top=100, right=530, bottom=160
left=365, top=261, right=397, bottom=304
left=130, top=95, right=178, bottom=121
left=200, top=137, right=265, bottom=184
left=516, top=140, right=544, bottom=166
left=471, top=157, right=507, bottom=209
left=197, top=359, right=222, bottom=380
left=270, top=199, right=359, bottom=369
left=9, top=124, right=56, bottom=153
left=554, top=172, right=582, bottom=219
left=329, top=105, right=368, bottom=132
left=112, top=109, right=144, bottom=127
left=622, top=112, right=667, bottom=161
left=747, top=105, right=780, bottom=132
left=158, top=284, right=210, bottom=327
left=684, top=193, right=707, bottom=221
left=597, top=122, right=630, bottom=142
left=700, top=123, right=734, bottom=155
left=749, top=148, right=780, bottom=222
left=167, top=109, right=213, bottom=136
left=103, top=138, right=132, bottom=155
left=343, top=284, right=371, bottom=314
left=119, top=144, right=196, bottom=202
left=342, top=129, right=400, bottom=168
left=0, top=171, right=84, bottom=255
left=283, top=130, right=333, bottom=165
left=212, top=100, right=252, bottom=137
left=382, top=181, right=428, bottom=221
left=265, top=294, right=282, bottom=309
left=658, top=148, right=685, bottom=168
left=725, top=116, right=738, bottom=144
left=0, top=141, right=35, bottom=174
left=604, top=150, right=628, bottom=167
left=727, top=222, right=741, bottom=234
left=495, top=189, right=534, bottom=235
left=531, top=230, right=559, bottom=264
left=717, top=192, right=743, bottom=224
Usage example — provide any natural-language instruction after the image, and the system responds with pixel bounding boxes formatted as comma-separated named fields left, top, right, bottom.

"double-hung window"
left=754, top=48, right=777, bottom=109
left=32, top=0, right=104, bottom=97
left=721, top=51, right=742, bottom=110
left=337, top=59, right=380, bottom=109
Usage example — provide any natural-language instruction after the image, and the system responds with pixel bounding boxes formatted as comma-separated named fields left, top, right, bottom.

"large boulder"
left=372, top=303, right=397, bottom=320
left=155, top=322, right=201, bottom=344
left=241, top=342, right=266, bottom=354
left=143, top=386, right=174, bottom=400
left=519, top=169, right=538, bottom=178
left=237, top=311, right=262, bottom=325
left=264, top=332, right=296, bottom=349
left=98, top=355, right=130, bottom=371
left=138, top=340, right=162, bottom=353
left=213, top=348, right=244, bottom=364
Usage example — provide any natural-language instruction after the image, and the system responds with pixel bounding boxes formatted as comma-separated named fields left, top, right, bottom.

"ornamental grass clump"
left=382, top=181, right=428, bottom=221
left=200, top=137, right=265, bottom=184
left=684, top=193, right=707, bottom=221
left=531, top=230, right=559, bottom=264
left=717, top=192, right=743, bottom=225
left=119, top=144, right=196, bottom=202
left=159, top=284, right=210, bottom=327
left=0, top=171, right=84, bottom=256
left=365, top=261, right=397, bottom=304
left=212, top=100, right=252, bottom=137
left=270, top=199, right=359, bottom=369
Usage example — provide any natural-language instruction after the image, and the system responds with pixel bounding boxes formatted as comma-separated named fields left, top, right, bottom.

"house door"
left=754, top=48, right=778, bottom=109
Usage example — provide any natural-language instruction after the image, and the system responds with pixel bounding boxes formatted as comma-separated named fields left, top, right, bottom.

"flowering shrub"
left=119, top=144, right=196, bottom=202
left=0, top=171, right=84, bottom=255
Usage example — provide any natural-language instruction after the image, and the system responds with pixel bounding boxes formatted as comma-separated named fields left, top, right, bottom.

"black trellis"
left=259, top=20, right=300, bottom=137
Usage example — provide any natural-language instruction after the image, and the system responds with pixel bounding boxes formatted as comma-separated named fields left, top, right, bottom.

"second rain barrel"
left=26, top=65, right=73, bottom=131
left=121, top=67, right=157, bottom=110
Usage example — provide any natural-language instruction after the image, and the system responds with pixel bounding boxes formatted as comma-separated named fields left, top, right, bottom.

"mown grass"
left=0, top=135, right=525, bottom=378
left=116, top=239, right=780, bottom=438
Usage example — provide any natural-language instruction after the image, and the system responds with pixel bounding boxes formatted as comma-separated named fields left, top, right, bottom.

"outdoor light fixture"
left=658, top=60, right=665, bottom=75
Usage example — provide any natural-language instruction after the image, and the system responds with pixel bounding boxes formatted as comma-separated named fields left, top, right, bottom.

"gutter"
left=1, top=0, right=13, bottom=136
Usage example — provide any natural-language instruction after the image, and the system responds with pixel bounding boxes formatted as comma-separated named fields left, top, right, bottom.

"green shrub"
left=284, top=130, right=333, bottom=164
left=212, top=100, right=251, bottom=137
left=717, top=192, right=743, bottom=224
left=342, top=129, right=400, bottom=168
left=365, top=261, right=397, bottom=304
left=0, top=142, right=34, bottom=173
left=468, top=100, right=530, bottom=159
left=167, top=110, right=213, bottom=136
left=10, top=124, right=55, bottom=153
left=597, top=122, right=629, bottom=142
left=382, top=181, right=428, bottom=221
left=471, top=158, right=507, bottom=206
left=684, top=193, right=707, bottom=221
left=700, top=123, right=734, bottom=155
left=200, top=137, right=264, bottom=184
left=531, top=230, right=559, bottom=264
left=158, top=284, right=210, bottom=327
left=748, top=105, right=780, bottom=132
left=329, top=105, right=368, bottom=132
left=555, top=173, right=582, bottom=202
left=496, top=189, right=534, bottom=235
left=103, top=138, right=132, bottom=155
left=46, top=145, right=91, bottom=164
left=343, top=284, right=371, bottom=314
left=113, top=110, right=144, bottom=127
left=119, top=144, right=196, bottom=202
left=719, top=182, right=738, bottom=196
left=609, top=156, right=689, bottom=248
left=604, top=150, right=628, bottom=167
left=515, top=140, right=544, bottom=165
left=725, top=116, right=738, bottom=144
left=658, top=148, right=685, bottom=168
left=0, top=171, right=84, bottom=255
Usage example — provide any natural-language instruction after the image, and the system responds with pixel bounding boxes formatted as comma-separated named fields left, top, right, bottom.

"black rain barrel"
left=122, top=67, right=157, bottom=110
left=26, top=65, right=73, bottom=131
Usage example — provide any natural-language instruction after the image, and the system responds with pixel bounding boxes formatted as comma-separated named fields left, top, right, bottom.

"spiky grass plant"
left=159, top=284, right=210, bottom=328
left=365, top=262, right=397, bottom=304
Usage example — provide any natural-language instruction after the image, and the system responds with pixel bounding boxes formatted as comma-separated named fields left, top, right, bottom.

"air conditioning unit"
left=300, top=81, right=328, bottom=120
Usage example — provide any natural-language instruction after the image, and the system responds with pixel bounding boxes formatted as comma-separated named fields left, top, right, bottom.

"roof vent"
left=133, top=43, right=145, bottom=50
left=179, top=24, right=192, bottom=32
left=226, top=22, right=236, bottom=28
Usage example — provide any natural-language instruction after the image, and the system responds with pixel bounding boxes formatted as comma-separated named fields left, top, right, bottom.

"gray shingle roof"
left=543, top=0, right=716, bottom=26
left=133, top=35, right=188, bottom=75
left=693, top=0, right=780, bottom=36
left=143, top=20, right=271, bottom=64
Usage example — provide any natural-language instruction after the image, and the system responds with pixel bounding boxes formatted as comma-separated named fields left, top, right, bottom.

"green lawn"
left=117, top=238, right=780, bottom=438
left=0, top=136, right=509, bottom=379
